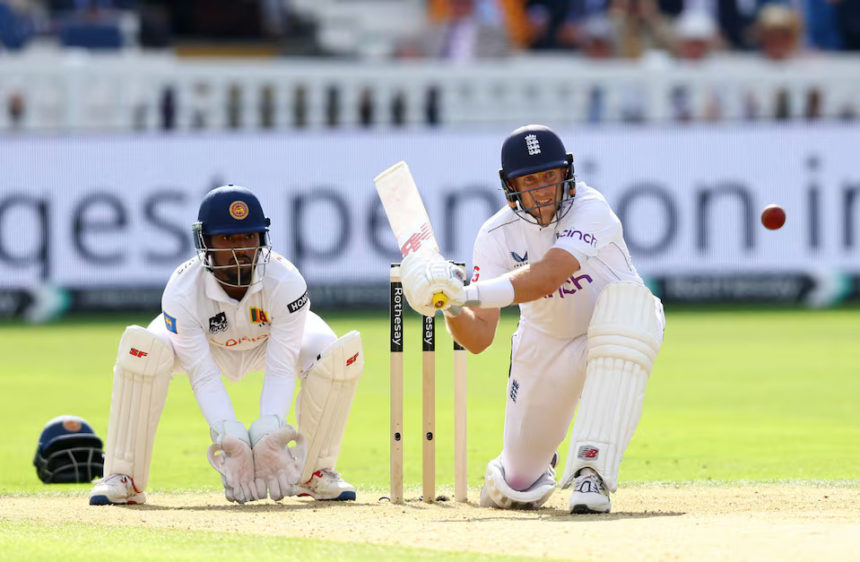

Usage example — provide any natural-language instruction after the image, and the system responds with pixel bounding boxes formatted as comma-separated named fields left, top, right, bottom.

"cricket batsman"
left=399, top=124, right=665, bottom=513
left=89, top=185, right=362, bottom=505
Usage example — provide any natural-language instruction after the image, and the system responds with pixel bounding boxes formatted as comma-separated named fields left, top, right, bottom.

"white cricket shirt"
left=160, top=252, right=310, bottom=428
left=472, top=182, right=644, bottom=339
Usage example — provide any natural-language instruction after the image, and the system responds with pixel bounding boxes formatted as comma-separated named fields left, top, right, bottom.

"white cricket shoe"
left=569, top=468, right=611, bottom=514
left=89, top=474, right=146, bottom=506
left=298, top=469, right=356, bottom=501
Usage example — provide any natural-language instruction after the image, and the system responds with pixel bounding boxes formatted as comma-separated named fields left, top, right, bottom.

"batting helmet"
left=33, top=415, right=104, bottom=484
left=499, top=124, right=575, bottom=224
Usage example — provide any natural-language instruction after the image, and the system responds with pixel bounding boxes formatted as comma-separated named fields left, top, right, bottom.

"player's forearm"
left=509, top=249, right=580, bottom=302
left=465, top=250, right=579, bottom=307
left=445, top=308, right=496, bottom=353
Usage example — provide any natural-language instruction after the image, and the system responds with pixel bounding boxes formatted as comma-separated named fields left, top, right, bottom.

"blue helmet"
left=499, top=124, right=575, bottom=224
left=33, top=415, right=104, bottom=484
left=192, top=185, right=272, bottom=286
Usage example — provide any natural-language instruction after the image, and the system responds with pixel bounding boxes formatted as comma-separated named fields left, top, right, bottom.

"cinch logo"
left=525, top=134, right=541, bottom=155
left=400, top=222, right=434, bottom=256
left=346, top=352, right=359, bottom=366
left=129, top=348, right=148, bottom=358
left=249, top=307, right=269, bottom=325
left=229, top=200, right=248, bottom=220
left=545, top=273, right=593, bottom=299
left=578, top=446, right=599, bottom=460
left=559, top=229, right=597, bottom=247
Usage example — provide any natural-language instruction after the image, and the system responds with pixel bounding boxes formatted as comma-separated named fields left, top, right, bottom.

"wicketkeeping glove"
left=249, top=415, right=307, bottom=501
left=208, top=420, right=258, bottom=504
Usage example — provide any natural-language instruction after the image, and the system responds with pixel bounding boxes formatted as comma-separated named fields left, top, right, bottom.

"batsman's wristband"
left=464, top=278, right=515, bottom=308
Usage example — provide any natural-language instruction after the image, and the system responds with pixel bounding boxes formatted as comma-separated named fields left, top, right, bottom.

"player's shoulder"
left=569, top=182, right=614, bottom=215
left=162, top=256, right=202, bottom=305
left=164, top=256, right=202, bottom=290
left=572, top=182, right=608, bottom=205
left=478, top=206, right=520, bottom=237
left=263, top=251, right=306, bottom=286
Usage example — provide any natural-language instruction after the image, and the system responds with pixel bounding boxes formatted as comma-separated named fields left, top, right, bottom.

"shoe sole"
left=89, top=495, right=143, bottom=506
left=570, top=504, right=610, bottom=514
left=298, top=490, right=356, bottom=501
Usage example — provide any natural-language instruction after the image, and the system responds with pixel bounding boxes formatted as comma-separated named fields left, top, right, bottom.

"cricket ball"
left=761, top=204, right=786, bottom=230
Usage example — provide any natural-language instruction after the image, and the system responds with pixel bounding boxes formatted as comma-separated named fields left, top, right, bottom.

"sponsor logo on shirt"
left=558, top=228, right=597, bottom=247
left=209, top=312, right=228, bottom=333
left=163, top=311, right=178, bottom=334
left=221, top=334, right=269, bottom=347
left=287, top=291, right=309, bottom=313
left=249, top=307, right=269, bottom=325
left=471, top=265, right=481, bottom=283
left=544, top=273, right=594, bottom=300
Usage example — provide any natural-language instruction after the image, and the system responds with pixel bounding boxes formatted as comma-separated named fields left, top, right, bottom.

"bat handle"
left=432, top=292, right=447, bottom=309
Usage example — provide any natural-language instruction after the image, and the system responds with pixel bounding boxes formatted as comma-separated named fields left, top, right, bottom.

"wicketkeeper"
left=90, top=185, right=363, bottom=505
left=400, top=124, right=665, bottom=513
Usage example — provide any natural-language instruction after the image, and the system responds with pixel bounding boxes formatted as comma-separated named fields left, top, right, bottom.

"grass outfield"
left=1, top=307, right=859, bottom=559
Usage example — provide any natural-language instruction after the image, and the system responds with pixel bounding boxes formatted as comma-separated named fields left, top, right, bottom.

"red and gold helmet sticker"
left=229, top=201, right=249, bottom=220
left=62, top=419, right=82, bottom=432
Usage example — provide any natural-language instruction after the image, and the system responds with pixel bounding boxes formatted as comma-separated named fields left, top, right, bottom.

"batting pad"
left=297, top=330, right=363, bottom=483
left=104, top=325, right=174, bottom=490
left=562, top=282, right=661, bottom=492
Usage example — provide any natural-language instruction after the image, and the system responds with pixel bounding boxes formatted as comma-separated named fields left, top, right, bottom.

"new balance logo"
left=129, top=348, right=148, bottom=358
left=400, top=223, right=434, bottom=256
left=578, top=446, right=599, bottom=460
left=525, top=134, right=541, bottom=155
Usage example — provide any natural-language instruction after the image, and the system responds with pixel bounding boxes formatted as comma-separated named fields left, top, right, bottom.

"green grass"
left=3, top=307, right=859, bottom=493
left=0, top=519, right=530, bottom=561
left=2, top=307, right=859, bottom=558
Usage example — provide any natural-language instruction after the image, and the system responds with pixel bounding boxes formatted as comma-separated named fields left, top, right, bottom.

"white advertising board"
left=1, top=124, right=858, bottom=291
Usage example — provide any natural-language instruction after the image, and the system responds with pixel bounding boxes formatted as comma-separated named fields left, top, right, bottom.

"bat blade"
left=375, top=161, right=448, bottom=309
left=374, top=161, right=440, bottom=257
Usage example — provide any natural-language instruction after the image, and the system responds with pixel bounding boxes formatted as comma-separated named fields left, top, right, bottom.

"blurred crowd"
left=398, top=0, right=860, bottom=62
left=1, top=0, right=858, bottom=130
left=0, top=0, right=858, bottom=61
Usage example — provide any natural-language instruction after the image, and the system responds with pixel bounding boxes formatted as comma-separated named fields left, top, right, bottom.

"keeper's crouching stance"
left=399, top=125, right=665, bottom=513
left=90, top=185, right=362, bottom=505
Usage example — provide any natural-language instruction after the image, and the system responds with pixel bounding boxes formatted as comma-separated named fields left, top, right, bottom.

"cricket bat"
left=374, top=161, right=448, bottom=309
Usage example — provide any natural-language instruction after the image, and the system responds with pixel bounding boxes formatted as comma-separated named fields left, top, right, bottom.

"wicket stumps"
left=389, top=262, right=468, bottom=504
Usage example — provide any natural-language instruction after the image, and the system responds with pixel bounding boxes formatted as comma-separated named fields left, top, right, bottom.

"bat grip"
left=432, top=292, right=447, bottom=309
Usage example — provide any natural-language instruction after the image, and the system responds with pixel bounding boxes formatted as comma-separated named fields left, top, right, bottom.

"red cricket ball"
left=761, top=204, right=786, bottom=230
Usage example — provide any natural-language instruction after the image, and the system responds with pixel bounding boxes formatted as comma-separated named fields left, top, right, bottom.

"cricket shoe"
left=298, top=469, right=356, bottom=501
left=569, top=468, right=610, bottom=514
left=89, top=474, right=146, bottom=505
